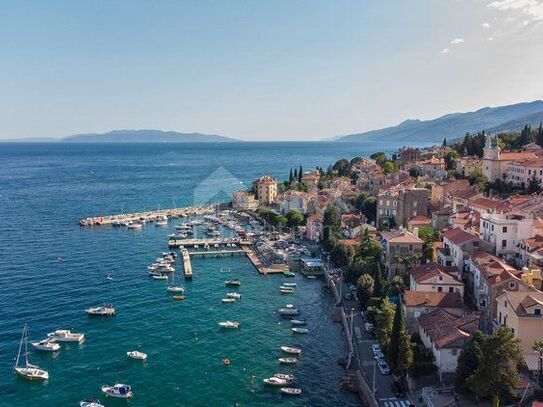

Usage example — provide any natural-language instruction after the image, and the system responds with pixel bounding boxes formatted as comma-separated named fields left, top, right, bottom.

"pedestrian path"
left=379, top=397, right=412, bottom=407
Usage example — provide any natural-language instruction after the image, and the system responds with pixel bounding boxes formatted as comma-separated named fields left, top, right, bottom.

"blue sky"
left=0, top=0, right=542, bottom=140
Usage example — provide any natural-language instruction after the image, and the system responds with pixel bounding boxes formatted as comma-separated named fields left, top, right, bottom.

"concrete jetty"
left=168, top=237, right=252, bottom=248
left=182, top=251, right=193, bottom=279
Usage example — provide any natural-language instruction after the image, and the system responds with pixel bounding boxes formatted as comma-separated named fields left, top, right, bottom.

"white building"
left=480, top=213, right=534, bottom=260
left=506, top=158, right=543, bottom=188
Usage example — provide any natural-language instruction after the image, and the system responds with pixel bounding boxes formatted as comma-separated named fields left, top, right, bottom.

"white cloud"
left=440, top=48, right=451, bottom=54
left=482, top=22, right=491, bottom=28
left=488, top=36, right=494, bottom=40
left=450, top=38, right=465, bottom=44
left=487, top=0, right=543, bottom=21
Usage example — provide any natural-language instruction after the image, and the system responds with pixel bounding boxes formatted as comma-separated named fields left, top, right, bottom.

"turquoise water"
left=0, top=142, right=423, bottom=406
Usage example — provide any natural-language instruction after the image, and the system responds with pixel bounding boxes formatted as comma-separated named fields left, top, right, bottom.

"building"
left=518, top=235, right=543, bottom=268
left=420, top=156, right=447, bottom=178
left=407, top=215, right=431, bottom=233
left=305, top=214, right=323, bottom=242
left=438, top=227, right=490, bottom=273
left=403, top=291, right=464, bottom=332
left=381, top=230, right=424, bottom=279
left=432, top=207, right=453, bottom=232
left=255, top=176, right=278, bottom=205
left=431, top=179, right=470, bottom=206
left=232, top=191, right=258, bottom=210
left=455, top=156, right=482, bottom=178
left=445, top=189, right=482, bottom=212
left=506, top=158, right=543, bottom=188
left=418, top=309, right=479, bottom=380
left=397, top=147, right=421, bottom=165
left=409, top=262, right=464, bottom=297
left=480, top=213, right=534, bottom=260
left=300, top=257, right=323, bottom=276
left=495, top=290, right=543, bottom=353
left=482, top=134, right=537, bottom=182
left=377, top=186, right=430, bottom=228
left=279, top=191, right=308, bottom=215
left=301, top=170, right=320, bottom=188
left=341, top=213, right=365, bottom=238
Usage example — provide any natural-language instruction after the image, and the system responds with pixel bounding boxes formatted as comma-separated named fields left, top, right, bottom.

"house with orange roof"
left=438, top=227, right=492, bottom=273
left=468, top=196, right=510, bottom=214
left=517, top=234, right=543, bottom=268
left=506, top=157, right=543, bottom=188
left=403, top=291, right=464, bottom=332
left=482, top=133, right=537, bottom=182
left=445, top=188, right=482, bottom=212
left=455, top=156, right=482, bottom=178
left=420, top=156, right=446, bottom=178
left=279, top=191, right=308, bottom=215
left=381, top=230, right=424, bottom=279
left=409, top=262, right=464, bottom=296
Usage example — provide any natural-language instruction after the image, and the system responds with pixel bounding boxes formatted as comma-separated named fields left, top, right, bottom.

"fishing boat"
left=274, top=373, right=294, bottom=381
left=222, top=298, right=235, bottom=303
left=224, top=279, right=240, bottom=286
left=101, top=384, right=133, bottom=399
left=31, top=338, right=60, bottom=352
left=278, top=308, right=299, bottom=316
left=280, top=387, right=302, bottom=396
left=263, top=377, right=290, bottom=386
left=152, top=274, right=168, bottom=280
left=218, top=321, right=240, bottom=329
left=14, top=325, right=49, bottom=381
left=226, top=292, right=241, bottom=299
left=79, top=398, right=104, bottom=407
left=172, top=295, right=186, bottom=301
left=86, top=305, right=116, bottom=316
left=47, top=329, right=85, bottom=343
left=292, top=328, right=309, bottom=334
left=127, top=351, right=147, bottom=360
left=280, top=346, right=302, bottom=355
left=291, top=319, right=307, bottom=326
left=278, top=357, right=298, bottom=364
left=282, top=282, right=297, bottom=287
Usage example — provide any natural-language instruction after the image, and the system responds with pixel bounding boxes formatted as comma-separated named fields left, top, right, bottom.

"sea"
left=0, top=141, right=423, bottom=406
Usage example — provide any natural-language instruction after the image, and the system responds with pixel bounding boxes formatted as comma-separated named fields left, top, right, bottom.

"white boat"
left=127, top=222, right=143, bottom=229
left=274, top=373, right=294, bottom=381
left=155, top=221, right=168, bottom=227
left=31, top=338, right=60, bottom=352
left=291, top=319, right=307, bottom=326
left=283, top=282, right=297, bottom=287
left=86, top=305, right=116, bottom=316
left=278, top=357, right=298, bottom=364
left=263, top=377, right=290, bottom=386
left=281, top=346, right=302, bottom=355
left=47, top=329, right=85, bottom=343
left=101, top=384, right=133, bottom=399
left=280, top=387, right=302, bottom=396
left=14, top=325, right=49, bottom=381
left=226, top=292, right=241, bottom=299
left=218, top=321, right=240, bottom=329
left=292, top=328, right=309, bottom=334
left=152, top=274, right=168, bottom=280
left=80, top=398, right=104, bottom=407
left=222, top=298, right=235, bottom=303
left=278, top=308, right=299, bottom=316
left=225, top=279, right=241, bottom=286
left=127, top=351, right=147, bottom=360
left=280, top=288, right=294, bottom=294
left=167, top=275, right=185, bottom=293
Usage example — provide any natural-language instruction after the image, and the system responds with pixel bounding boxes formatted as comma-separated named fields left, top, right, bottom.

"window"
left=437, top=286, right=443, bottom=292
left=438, top=276, right=443, bottom=281
left=480, top=299, right=486, bottom=307
left=491, top=225, right=494, bottom=231
left=504, top=300, right=507, bottom=308
left=535, top=308, right=541, bottom=316
left=379, top=200, right=383, bottom=205
left=509, top=282, right=515, bottom=289
left=449, top=287, right=454, bottom=293
left=502, top=239, right=507, bottom=248
left=503, top=226, right=507, bottom=233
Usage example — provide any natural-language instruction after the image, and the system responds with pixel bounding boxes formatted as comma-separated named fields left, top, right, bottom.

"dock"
left=168, top=238, right=252, bottom=248
left=182, top=251, right=193, bottom=279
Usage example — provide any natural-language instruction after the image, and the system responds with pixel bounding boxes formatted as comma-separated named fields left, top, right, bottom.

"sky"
left=0, top=0, right=542, bottom=141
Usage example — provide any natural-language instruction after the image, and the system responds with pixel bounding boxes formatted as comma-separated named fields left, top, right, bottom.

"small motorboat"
left=101, top=384, right=133, bottom=399
left=282, top=282, right=297, bottom=287
left=274, top=373, right=294, bottom=381
left=280, top=346, right=302, bottom=355
left=278, top=357, right=298, bottom=364
left=291, top=319, right=307, bottom=326
left=225, top=279, right=241, bottom=286
left=222, top=298, right=235, bottom=303
left=32, top=339, right=61, bottom=352
left=127, top=351, right=147, bottom=360
left=263, top=377, right=290, bottom=386
left=306, top=275, right=317, bottom=279
left=278, top=308, right=299, bottom=316
left=106, top=274, right=114, bottom=281
left=280, top=387, right=302, bottom=396
left=127, top=222, right=143, bottom=229
left=86, top=305, right=116, bottom=317
left=292, top=328, right=309, bottom=334
left=155, top=221, right=168, bottom=227
left=152, top=274, right=168, bottom=280
left=280, top=288, right=294, bottom=294
left=172, top=295, right=186, bottom=301
left=167, top=285, right=185, bottom=293
left=47, top=329, right=85, bottom=343
left=218, top=321, right=240, bottom=329
left=283, top=271, right=295, bottom=277
left=80, top=398, right=104, bottom=407
left=226, top=292, right=241, bottom=299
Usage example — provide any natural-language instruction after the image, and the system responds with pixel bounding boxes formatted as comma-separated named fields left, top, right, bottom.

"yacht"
left=280, top=388, right=302, bottom=396
left=47, top=329, right=85, bottom=343
left=79, top=398, right=104, bottom=407
left=218, top=321, right=240, bottom=329
left=224, top=279, right=240, bottom=286
left=126, top=351, right=147, bottom=360
left=31, top=338, right=61, bottom=352
left=274, top=373, right=294, bottom=381
left=155, top=220, right=167, bottom=227
left=292, top=328, right=309, bottom=334
left=101, top=384, right=133, bottom=399
left=86, top=305, right=116, bottom=317
left=278, top=357, right=298, bottom=364
left=222, top=298, right=235, bottom=303
left=291, top=319, right=307, bottom=326
left=263, top=377, right=290, bottom=386
left=226, top=292, right=241, bottom=299
left=166, top=275, right=184, bottom=293
left=14, top=325, right=49, bottom=381
left=152, top=274, right=168, bottom=280
left=280, top=346, right=302, bottom=355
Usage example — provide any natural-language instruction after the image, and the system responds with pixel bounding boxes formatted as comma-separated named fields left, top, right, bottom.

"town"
left=231, top=127, right=543, bottom=407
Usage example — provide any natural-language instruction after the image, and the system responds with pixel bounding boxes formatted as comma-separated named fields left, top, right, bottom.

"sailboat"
left=167, top=274, right=185, bottom=293
left=14, top=324, right=49, bottom=381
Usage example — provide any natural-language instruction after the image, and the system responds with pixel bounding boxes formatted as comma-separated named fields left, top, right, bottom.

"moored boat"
left=291, top=319, right=307, bottom=326
left=152, top=274, right=168, bottom=280
left=218, top=321, right=240, bottom=329
left=86, top=305, right=116, bottom=316
left=280, top=346, right=302, bottom=355
left=278, top=357, right=298, bottom=364
left=31, top=338, right=61, bottom=352
left=172, top=295, right=186, bottom=301
left=263, top=377, right=290, bottom=386
left=14, top=325, right=49, bottom=381
left=280, top=387, right=302, bottom=396
left=282, top=282, right=297, bottom=287
left=47, top=329, right=85, bottom=343
left=101, top=384, right=133, bottom=399
left=224, top=279, right=241, bottom=286
left=274, top=373, right=294, bottom=381
left=222, top=298, right=235, bottom=303
left=79, top=398, right=104, bottom=407
left=292, top=328, right=309, bottom=334
left=127, top=350, right=147, bottom=360
left=226, top=292, right=241, bottom=299
left=278, top=308, right=299, bottom=316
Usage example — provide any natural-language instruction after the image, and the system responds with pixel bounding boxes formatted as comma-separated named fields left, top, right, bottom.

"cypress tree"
left=389, top=301, right=412, bottom=374
left=293, top=168, right=298, bottom=181
left=373, top=263, right=385, bottom=298
left=298, top=165, right=303, bottom=182
left=289, top=169, right=293, bottom=183
left=442, top=137, right=447, bottom=147
left=537, top=122, right=543, bottom=147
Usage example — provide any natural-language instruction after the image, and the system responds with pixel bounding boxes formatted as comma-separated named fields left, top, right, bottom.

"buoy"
left=223, top=358, right=231, bottom=365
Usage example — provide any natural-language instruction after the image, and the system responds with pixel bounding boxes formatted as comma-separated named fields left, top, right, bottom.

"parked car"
left=374, top=350, right=385, bottom=359
left=371, top=344, right=381, bottom=354
left=391, top=381, right=407, bottom=397
left=364, top=322, right=374, bottom=333
left=378, top=360, right=391, bottom=375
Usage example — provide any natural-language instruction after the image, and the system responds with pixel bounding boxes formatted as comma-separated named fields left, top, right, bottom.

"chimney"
left=413, top=227, right=420, bottom=238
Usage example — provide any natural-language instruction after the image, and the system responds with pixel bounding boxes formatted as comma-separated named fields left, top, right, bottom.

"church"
left=482, top=134, right=537, bottom=182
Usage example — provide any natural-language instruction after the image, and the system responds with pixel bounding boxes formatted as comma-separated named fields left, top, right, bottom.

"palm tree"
left=534, top=340, right=543, bottom=386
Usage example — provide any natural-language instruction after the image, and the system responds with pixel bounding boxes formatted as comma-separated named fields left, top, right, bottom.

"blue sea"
left=0, top=141, right=419, bottom=406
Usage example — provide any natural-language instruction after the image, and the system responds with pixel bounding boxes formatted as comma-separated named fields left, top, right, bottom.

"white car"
left=378, top=360, right=391, bottom=375
left=365, top=322, right=374, bottom=333
left=371, top=343, right=382, bottom=354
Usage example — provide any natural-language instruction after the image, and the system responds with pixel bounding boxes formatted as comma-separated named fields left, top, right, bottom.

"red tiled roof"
left=500, top=152, right=537, bottom=161
left=443, top=228, right=478, bottom=245
left=408, top=215, right=431, bottom=225
left=418, top=309, right=479, bottom=349
left=404, top=291, right=463, bottom=308
left=469, top=197, right=510, bottom=212
left=410, top=262, right=461, bottom=284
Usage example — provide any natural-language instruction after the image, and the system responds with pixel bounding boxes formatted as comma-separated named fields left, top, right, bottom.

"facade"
left=506, top=158, right=543, bottom=188
left=377, top=187, right=430, bottom=228
left=397, top=147, right=421, bottom=165
left=482, top=134, right=537, bottom=182
left=279, top=191, right=308, bottom=215
left=409, top=262, right=464, bottom=296
left=305, top=214, right=323, bottom=242
left=420, top=156, right=447, bottom=178
left=403, top=291, right=464, bottom=332
left=255, top=176, right=278, bottom=205
left=438, top=227, right=488, bottom=273
left=455, top=156, right=482, bottom=178
left=232, top=191, right=258, bottom=210
left=431, top=179, right=470, bottom=206
left=381, top=230, right=424, bottom=279
left=480, top=213, right=534, bottom=260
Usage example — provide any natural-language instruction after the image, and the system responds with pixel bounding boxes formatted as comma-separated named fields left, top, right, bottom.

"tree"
left=286, top=209, right=304, bottom=228
left=330, top=241, right=354, bottom=268
left=444, top=150, right=459, bottom=171
left=374, top=298, right=395, bottom=352
left=410, top=333, right=438, bottom=378
left=536, top=122, right=543, bottom=147
left=389, top=302, right=413, bottom=377
left=293, top=168, right=298, bottom=181
left=409, top=166, right=421, bottom=178
left=388, top=275, right=405, bottom=297
left=527, top=174, right=542, bottom=194
left=382, top=161, right=398, bottom=174
left=356, top=273, right=374, bottom=308
left=467, top=328, right=523, bottom=406
left=442, top=137, right=447, bottom=147
left=332, top=159, right=352, bottom=177
left=468, top=168, right=488, bottom=192
left=534, top=340, right=543, bottom=386
left=373, top=263, right=386, bottom=298
left=455, top=331, right=484, bottom=393
left=370, top=152, right=387, bottom=166
left=289, top=168, right=293, bottom=184
left=323, top=205, right=341, bottom=236
left=298, top=165, right=303, bottom=182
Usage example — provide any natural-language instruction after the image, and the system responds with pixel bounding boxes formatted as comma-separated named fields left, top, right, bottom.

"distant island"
left=1, top=129, right=240, bottom=143
left=333, top=99, right=543, bottom=144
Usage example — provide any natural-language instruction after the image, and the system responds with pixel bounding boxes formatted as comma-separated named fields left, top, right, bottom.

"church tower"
left=482, top=133, right=500, bottom=181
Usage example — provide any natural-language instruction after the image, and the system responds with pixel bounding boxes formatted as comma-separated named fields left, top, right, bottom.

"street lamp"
left=372, top=356, right=378, bottom=397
